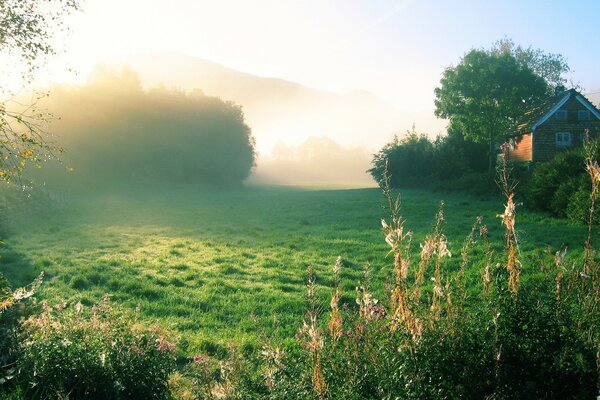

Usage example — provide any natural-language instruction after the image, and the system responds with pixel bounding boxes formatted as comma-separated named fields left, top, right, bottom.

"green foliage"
left=369, top=130, right=435, bottom=187
left=1, top=186, right=592, bottom=349
left=1, top=183, right=598, bottom=399
left=0, top=0, right=80, bottom=77
left=0, top=0, right=80, bottom=184
left=369, top=128, right=491, bottom=194
left=432, top=128, right=488, bottom=179
left=490, top=38, right=570, bottom=89
left=434, top=45, right=552, bottom=171
left=29, top=69, right=256, bottom=190
left=525, top=140, right=600, bottom=223
left=16, top=297, right=176, bottom=399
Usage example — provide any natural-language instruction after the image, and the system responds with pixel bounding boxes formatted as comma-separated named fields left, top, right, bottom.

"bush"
left=567, top=183, right=600, bottom=224
left=15, top=297, right=176, bottom=399
left=369, top=128, right=490, bottom=192
left=525, top=138, right=600, bottom=222
left=369, top=130, right=436, bottom=188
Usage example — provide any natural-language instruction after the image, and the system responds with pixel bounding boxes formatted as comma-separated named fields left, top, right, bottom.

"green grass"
left=0, top=186, right=590, bottom=355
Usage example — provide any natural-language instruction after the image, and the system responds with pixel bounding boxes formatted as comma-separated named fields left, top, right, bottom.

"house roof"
left=512, top=88, right=600, bottom=136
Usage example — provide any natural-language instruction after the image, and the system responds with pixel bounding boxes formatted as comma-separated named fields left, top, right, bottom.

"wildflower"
left=555, top=248, right=567, bottom=267
left=580, top=271, right=591, bottom=279
left=497, top=194, right=516, bottom=231
left=420, top=239, right=435, bottom=259
left=438, top=235, right=452, bottom=258
left=587, top=160, right=600, bottom=184
left=297, top=315, right=324, bottom=352
left=333, top=256, right=342, bottom=277
left=193, top=354, right=208, bottom=364
left=381, top=218, right=389, bottom=229
left=479, top=225, right=489, bottom=237
left=156, top=337, right=175, bottom=352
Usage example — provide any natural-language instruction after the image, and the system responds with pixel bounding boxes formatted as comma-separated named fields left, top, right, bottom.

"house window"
left=555, top=110, right=567, bottom=120
left=555, top=132, right=572, bottom=147
left=578, top=110, right=590, bottom=120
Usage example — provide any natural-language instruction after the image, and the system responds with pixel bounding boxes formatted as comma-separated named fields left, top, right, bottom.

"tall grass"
left=233, top=142, right=600, bottom=399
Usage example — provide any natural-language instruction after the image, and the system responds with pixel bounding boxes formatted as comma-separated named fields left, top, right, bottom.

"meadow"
left=0, top=185, right=591, bottom=356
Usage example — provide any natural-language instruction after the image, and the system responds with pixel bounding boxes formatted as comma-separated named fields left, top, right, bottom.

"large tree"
left=0, top=0, right=79, bottom=184
left=490, top=38, right=570, bottom=89
left=434, top=49, right=549, bottom=173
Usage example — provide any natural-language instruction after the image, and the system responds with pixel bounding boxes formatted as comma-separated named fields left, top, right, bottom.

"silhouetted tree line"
left=29, top=68, right=256, bottom=191
left=369, top=127, right=489, bottom=192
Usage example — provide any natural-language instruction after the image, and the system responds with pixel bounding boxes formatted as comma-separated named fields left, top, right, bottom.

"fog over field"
left=27, top=61, right=390, bottom=187
left=104, top=53, right=432, bottom=186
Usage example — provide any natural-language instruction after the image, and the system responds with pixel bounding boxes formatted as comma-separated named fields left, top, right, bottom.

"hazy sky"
left=47, top=0, right=600, bottom=96
left=17, top=0, right=599, bottom=145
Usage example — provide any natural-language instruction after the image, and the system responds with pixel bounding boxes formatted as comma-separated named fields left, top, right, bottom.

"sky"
left=46, top=0, right=600, bottom=102
left=9, top=0, right=600, bottom=163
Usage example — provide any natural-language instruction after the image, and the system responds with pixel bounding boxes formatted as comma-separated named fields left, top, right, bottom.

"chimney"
left=554, top=85, right=566, bottom=96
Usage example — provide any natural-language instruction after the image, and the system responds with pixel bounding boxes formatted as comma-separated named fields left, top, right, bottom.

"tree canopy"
left=30, top=69, right=256, bottom=190
left=434, top=48, right=550, bottom=172
left=490, top=38, right=570, bottom=89
left=0, top=0, right=80, bottom=184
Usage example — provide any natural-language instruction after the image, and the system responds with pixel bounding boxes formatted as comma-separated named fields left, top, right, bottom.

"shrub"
left=369, top=130, right=436, bottom=188
left=525, top=137, right=600, bottom=222
left=16, top=296, right=176, bottom=399
left=369, top=128, right=490, bottom=192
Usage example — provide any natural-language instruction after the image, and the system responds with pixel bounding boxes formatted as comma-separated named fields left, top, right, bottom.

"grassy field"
left=0, top=185, right=591, bottom=356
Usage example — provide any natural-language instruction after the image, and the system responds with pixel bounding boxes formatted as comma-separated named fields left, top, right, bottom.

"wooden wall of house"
left=509, top=133, right=532, bottom=161
left=532, top=97, right=600, bottom=161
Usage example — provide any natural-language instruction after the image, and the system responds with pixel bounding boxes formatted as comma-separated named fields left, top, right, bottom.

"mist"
left=20, top=53, right=428, bottom=190
left=106, top=53, right=407, bottom=153
left=251, top=137, right=376, bottom=187
left=26, top=67, right=256, bottom=193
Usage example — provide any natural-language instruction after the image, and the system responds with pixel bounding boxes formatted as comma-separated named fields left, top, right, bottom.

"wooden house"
left=507, top=88, right=600, bottom=162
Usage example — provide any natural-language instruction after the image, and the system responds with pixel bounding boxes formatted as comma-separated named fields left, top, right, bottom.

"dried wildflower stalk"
left=260, top=345, right=285, bottom=391
left=298, top=266, right=327, bottom=398
left=581, top=130, right=600, bottom=385
left=328, top=257, right=343, bottom=341
left=583, top=130, right=598, bottom=278
left=430, top=202, right=451, bottom=322
left=0, top=272, right=43, bottom=315
left=380, top=161, right=421, bottom=339
left=497, top=143, right=521, bottom=297
left=480, top=224, right=493, bottom=298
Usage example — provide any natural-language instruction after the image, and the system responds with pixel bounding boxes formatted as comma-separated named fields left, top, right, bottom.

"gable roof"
left=513, top=88, right=600, bottom=135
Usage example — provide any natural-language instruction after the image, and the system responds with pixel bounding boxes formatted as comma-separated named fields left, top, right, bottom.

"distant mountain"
left=107, top=53, right=405, bottom=153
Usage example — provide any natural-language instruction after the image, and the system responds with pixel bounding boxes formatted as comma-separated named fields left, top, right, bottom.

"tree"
left=0, top=0, right=80, bottom=184
left=369, top=127, right=436, bottom=187
left=434, top=49, right=549, bottom=173
left=31, top=69, right=256, bottom=189
left=490, top=38, right=570, bottom=89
